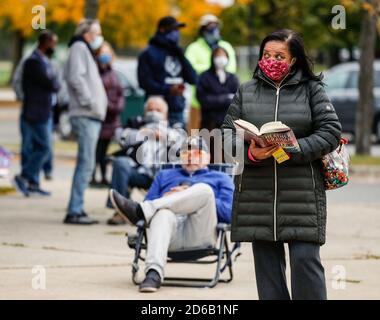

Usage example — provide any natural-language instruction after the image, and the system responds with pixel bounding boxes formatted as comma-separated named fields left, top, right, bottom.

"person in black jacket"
left=137, top=16, right=197, bottom=129
left=222, top=29, right=342, bottom=300
left=196, top=46, right=239, bottom=131
left=14, top=30, right=60, bottom=197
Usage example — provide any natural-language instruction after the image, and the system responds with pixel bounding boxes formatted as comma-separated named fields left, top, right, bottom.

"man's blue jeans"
left=67, top=116, right=101, bottom=215
left=106, top=156, right=153, bottom=208
left=21, top=117, right=54, bottom=180
left=168, top=111, right=186, bottom=129
left=42, top=117, right=54, bottom=175
left=20, top=118, right=51, bottom=186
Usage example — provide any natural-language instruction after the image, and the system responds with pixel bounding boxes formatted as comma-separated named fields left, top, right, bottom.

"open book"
left=234, top=119, right=300, bottom=153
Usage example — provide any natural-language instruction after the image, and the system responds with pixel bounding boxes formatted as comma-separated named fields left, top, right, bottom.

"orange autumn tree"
left=173, top=0, right=223, bottom=41
left=97, top=0, right=225, bottom=49
left=97, top=0, right=171, bottom=48
left=0, top=0, right=84, bottom=37
left=0, top=0, right=84, bottom=78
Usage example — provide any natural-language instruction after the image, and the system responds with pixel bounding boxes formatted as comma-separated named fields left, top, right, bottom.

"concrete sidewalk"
left=0, top=158, right=380, bottom=300
left=0, top=88, right=19, bottom=107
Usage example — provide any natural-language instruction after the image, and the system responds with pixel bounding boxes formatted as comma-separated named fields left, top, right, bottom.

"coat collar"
left=254, top=67, right=308, bottom=87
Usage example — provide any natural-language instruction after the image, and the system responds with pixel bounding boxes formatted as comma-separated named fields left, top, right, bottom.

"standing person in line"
left=196, top=46, right=239, bottom=131
left=13, top=30, right=60, bottom=197
left=90, top=42, right=124, bottom=187
left=185, top=14, right=236, bottom=130
left=222, top=29, right=342, bottom=300
left=137, top=16, right=197, bottom=129
left=12, top=39, right=59, bottom=181
left=63, top=19, right=107, bottom=225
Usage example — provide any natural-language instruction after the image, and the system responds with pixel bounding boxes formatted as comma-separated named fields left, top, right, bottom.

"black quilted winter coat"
left=222, top=68, right=342, bottom=245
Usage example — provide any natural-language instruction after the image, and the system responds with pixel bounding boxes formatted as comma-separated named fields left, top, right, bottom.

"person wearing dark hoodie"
left=137, top=16, right=197, bottom=129
left=63, top=19, right=108, bottom=225
left=196, top=46, right=239, bottom=131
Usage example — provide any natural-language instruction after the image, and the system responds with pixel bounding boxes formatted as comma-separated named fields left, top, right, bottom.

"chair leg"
left=224, top=236, right=234, bottom=282
left=131, top=229, right=234, bottom=288
left=131, top=227, right=145, bottom=285
left=205, top=230, right=226, bottom=288
left=162, top=230, right=228, bottom=288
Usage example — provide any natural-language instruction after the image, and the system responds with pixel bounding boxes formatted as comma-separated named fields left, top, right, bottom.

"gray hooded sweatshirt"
left=64, top=41, right=107, bottom=121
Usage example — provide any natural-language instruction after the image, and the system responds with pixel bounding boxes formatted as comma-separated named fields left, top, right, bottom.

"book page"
left=260, top=121, right=290, bottom=135
left=234, top=119, right=260, bottom=135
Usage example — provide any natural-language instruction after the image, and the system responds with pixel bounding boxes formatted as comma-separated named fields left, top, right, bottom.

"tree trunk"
left=84, top=0, right=99, bottom=19
left=9, top=30, right=24, bottom=85
left=247, top=1, right=255, bottom=70
left=355, top=0, right=378, bottom=155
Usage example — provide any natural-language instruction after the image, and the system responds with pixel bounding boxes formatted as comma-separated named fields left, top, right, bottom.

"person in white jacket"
left=63, top=19, right=108, bottom=225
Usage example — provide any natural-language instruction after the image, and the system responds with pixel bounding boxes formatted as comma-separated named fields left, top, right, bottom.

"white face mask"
left=90, top=35, right=104, bottom=50
left=145, top=111, right=165, bottom=123
left=213, top=56, right=228, bottom=70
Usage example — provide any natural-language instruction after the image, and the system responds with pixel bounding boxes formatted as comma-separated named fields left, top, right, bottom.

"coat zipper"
left=273, top=87, right=280, bottom=241
left=258, top=73, right=291, bottom=241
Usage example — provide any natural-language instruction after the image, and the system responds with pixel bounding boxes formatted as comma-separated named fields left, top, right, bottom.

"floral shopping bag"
left=321, top=138, right=350, bottom=190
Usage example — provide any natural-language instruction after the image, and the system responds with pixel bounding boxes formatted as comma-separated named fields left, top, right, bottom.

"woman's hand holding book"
left=249, top=139, right=278, bottom=161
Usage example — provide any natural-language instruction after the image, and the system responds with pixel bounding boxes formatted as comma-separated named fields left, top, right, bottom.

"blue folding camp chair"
left=126, top=163, right=241, bottom=288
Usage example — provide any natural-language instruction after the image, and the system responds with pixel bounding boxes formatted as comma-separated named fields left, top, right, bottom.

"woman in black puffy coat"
left=222, top=29, right=342, bottom=300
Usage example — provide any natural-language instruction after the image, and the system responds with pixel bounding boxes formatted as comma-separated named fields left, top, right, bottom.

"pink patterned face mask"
left=258, top=58, right=290, bottom=81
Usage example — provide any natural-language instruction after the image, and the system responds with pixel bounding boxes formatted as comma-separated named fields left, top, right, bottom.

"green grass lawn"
left=0, top=61, right=11, bottom=87
left=350, top=155, right=380, bottom=166
left=2, top=140, right=120, bottom=157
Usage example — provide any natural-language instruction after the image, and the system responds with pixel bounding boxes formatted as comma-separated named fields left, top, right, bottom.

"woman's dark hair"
left=209, top=46, right=229, bottom=72
left=254, top=29, right=322, bottom=81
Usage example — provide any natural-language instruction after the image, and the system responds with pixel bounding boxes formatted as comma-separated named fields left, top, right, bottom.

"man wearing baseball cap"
left=109, top=136, right=234, bottom=292
left=137, top=16, right=197, bottom=129
left=185, top=14, right=237, bottom=130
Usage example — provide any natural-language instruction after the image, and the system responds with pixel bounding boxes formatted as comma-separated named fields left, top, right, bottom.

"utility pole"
left=355, top=0, right=378, bottom=155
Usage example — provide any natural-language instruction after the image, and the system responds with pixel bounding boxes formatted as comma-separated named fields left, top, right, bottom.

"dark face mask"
left=45, top=47, right=55, bottom=58
left=164, top=30, right=180, bottom=44
left=203, top=27, right=221, bottom=48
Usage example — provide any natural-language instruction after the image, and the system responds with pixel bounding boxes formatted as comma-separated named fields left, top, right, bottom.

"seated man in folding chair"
left=110, top=136, right=234, bottom=292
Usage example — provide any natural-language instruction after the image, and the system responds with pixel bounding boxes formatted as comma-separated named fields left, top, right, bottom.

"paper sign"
left=272, top=147, right=290, bottom=164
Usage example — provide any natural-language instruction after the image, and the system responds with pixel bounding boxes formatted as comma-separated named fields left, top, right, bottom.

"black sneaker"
left=63, top=213, right=99, bottom=225
left=13, top=175, right=29, bottom=197
left=28, top=185, right=51, bottom=197
left=109, top=189, right=144, bottom=225
left=44, top=172, right=53, bottom=181
left=139, top=269, right=161, bottom=293
left=89, top=179, right=100, bottom=187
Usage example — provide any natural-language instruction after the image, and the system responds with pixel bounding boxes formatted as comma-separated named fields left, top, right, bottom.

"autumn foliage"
left=0, top=0, right=228, bottom=48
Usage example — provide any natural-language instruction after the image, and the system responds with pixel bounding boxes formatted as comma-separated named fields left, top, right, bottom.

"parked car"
left=55, top=58, right=145, bottom=140
left=323, top=61, right=380, bottom=142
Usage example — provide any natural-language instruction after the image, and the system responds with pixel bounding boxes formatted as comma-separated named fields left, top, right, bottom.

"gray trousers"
left=252, top=240, right=327, bottom=300
left=140, top=183, right=218, bottom=280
